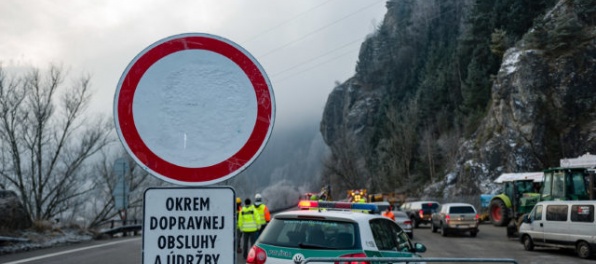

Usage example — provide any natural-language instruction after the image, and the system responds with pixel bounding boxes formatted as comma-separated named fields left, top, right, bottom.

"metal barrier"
left=97, top=219, right=142, bottom=229
left=96, top=219, right=142, bottom=237
left=302, top=257, right=518, bottom=264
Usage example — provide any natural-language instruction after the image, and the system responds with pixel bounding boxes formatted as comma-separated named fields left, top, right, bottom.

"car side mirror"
left=523, top=215, right=532, bottom=223
left=414, top=242, right=427, bottom=253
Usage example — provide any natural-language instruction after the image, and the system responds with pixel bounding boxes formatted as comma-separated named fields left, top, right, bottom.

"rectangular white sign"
left=142, top=187, right=235, bottom=264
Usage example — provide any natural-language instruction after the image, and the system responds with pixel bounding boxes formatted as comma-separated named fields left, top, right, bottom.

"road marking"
left=4, top=238, right=139, bottom=264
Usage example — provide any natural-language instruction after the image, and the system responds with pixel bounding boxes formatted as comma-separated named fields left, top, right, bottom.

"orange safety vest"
left=383, top=210, right=395, bottom=221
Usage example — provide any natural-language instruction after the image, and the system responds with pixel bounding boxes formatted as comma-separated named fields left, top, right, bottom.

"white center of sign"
left=132, top=50, right=257, bottom=167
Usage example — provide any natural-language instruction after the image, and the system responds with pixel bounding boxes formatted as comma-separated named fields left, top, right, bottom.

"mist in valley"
left=225, top=118, right=329, bottom=210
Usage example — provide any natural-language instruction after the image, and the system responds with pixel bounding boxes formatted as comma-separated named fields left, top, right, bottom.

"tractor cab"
left=540, top=167, right=595, bottom=201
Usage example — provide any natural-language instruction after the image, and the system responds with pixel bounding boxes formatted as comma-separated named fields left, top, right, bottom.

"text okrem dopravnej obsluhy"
left=150, top=197, right=226, bottom=264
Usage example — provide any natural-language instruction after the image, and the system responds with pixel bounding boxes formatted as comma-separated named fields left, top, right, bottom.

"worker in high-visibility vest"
left=382, top=205, right=395, bottom=221
left=254, top=193, right=271, bottom=239
left=237, top=198, right=262, bottom=259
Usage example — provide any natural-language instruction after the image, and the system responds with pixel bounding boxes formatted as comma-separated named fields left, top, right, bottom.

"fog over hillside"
left=225, top=118, right=329, bottom=210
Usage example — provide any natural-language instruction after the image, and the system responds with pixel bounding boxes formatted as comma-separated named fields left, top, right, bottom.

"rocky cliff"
left=438, top=1, right=596, bottom=197
left=320, top=0, right=595, bottom=198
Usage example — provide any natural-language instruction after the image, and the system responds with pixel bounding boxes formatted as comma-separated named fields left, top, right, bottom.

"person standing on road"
left=254, top=193, right=271, bottom=239
left=238, top=198, right=261, bottom=259
left=382, top=205, right=395, bottom=221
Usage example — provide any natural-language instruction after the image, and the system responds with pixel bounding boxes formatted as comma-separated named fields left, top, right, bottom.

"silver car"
left=430, top=202, right=479, bottom=237
left=394, top=210, right=413, bottom=238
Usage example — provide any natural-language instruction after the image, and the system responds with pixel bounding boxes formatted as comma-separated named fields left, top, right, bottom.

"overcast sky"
left=1, top=0, right=387, bottom=129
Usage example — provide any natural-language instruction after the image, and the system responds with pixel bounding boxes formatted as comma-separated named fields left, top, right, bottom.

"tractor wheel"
left=489, top=199, right=509, bottom=226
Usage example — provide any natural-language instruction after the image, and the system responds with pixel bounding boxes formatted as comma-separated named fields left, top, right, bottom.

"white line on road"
left=3, top=238, right=140, bottom=264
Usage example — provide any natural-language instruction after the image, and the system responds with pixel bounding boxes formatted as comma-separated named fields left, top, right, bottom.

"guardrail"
left=97, top=219, right=142, bottom=229
left=0, top=236, right=30, bottom=244
left=302, top=257, right=518, bottom=264
left=97, top=219, right=142, bottom=237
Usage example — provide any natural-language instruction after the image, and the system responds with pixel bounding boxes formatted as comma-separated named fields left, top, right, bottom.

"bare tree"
left=0, top=65, right=113, bottom=222
left=323, top=132, right=366, bottom=199
left=86, top=150, right=163, bottom=229
left=438, top=123, right=462, bottom=172
left=385, top=100, right=419, bottom=181
left=419, top=125, right=437, bottom=182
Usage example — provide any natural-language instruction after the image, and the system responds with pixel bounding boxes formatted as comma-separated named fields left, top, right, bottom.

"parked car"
left=394, top=210, right=413, bottom=238
left=430, top=202, right=479, bottom=237
left=519, top=200, right=596, bottom=259
left=401, top=201, right=440, bottom=228
left=246, top=200, right=427, bottom=263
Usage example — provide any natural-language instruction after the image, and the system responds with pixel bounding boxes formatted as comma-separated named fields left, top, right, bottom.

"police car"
left=246, top=200, right=427, bottom=263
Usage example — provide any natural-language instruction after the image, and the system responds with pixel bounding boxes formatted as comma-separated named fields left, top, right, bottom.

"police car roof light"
left=298, top=200, right=378, bottom=212
left=298, top=200, right=317, bottom=208
left=351, top=203, right=377, bottom=211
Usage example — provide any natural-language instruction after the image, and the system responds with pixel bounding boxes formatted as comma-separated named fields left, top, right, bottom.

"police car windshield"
left=258, top=218, right=359, bottom=250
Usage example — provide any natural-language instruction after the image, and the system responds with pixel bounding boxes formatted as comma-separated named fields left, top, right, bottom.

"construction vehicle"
left=304, top=185, right=332, bottom=201
left=367, top=192, right=407, bottom=209
left=487, top=172, right=543, bottom=226
left=347, top=189, right=367, bottom=203
left=505, top=153, right=596, bottom=237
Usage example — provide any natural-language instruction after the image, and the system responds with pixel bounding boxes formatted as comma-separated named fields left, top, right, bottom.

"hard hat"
left=255, top=193, right=262, bottom=205
left=236, top=197, right=241, bottom=203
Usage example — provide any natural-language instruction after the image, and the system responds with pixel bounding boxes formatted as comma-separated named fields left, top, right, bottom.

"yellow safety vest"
left=254, top=204, right=270, bottom=225
left=238, top=205, right=260, bottom=232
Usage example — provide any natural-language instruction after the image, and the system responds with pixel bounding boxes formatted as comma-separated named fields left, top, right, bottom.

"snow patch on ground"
left=0, top=229, right=93, bottom=255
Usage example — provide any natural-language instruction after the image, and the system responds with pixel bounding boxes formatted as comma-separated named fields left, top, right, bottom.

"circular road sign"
left=114, top=33, right=275, bottom=186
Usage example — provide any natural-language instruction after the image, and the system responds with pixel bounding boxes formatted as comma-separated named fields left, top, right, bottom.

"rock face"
left=438, top=2, right=596, bottom=197
left=320, top=79, right=382, bottom=179
left=320, top=0, right=595, bottom=198
left=0, top=190, right=32, bottom=232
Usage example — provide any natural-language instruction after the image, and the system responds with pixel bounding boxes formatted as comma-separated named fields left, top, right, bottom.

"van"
left=519, top=200, right=596, bottom=259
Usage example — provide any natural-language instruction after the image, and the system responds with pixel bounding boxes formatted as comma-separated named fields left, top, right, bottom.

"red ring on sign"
left=116, top=35, right=272, bottom=183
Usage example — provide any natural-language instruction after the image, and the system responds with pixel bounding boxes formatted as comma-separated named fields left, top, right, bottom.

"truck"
left=505, top=153, right=596, bottom=237
left=487, top=172, right=543, bottom=227
left=304, top=185, right=332, bottom=201
left=367, top=192, right=407, bottom=209
left=346, top=189, right=367, bottom=202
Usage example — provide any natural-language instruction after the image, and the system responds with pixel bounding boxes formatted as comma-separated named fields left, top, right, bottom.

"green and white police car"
left=246, top=200, right=427, bottom=264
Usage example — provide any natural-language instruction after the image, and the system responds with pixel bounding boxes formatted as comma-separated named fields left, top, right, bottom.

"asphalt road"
left=0, top=237, right=142, bottom=264
left=0, top=235, right=248, bottom=264
left=0, top=223, right=593, bottom=264
left=411, top=222, right=594, bottom=264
